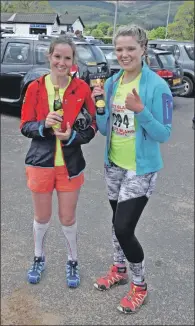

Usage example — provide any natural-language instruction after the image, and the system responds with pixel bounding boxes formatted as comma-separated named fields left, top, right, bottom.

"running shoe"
left=94, top=265, right=128, bottom=291
left=27, top=256, right=45, bottom=284
left=117, top=282, right=148, bottom=313
left=66, top=260, right=80, bottom=288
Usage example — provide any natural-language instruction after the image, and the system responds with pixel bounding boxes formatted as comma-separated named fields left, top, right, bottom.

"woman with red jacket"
left=20, top=36, right=96, bottom=288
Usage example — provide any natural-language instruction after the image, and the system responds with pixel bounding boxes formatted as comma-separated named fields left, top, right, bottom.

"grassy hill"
left=49, top=0, right=184, bottom=29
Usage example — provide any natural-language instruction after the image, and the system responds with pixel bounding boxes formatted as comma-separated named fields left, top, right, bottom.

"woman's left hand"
left=125, top=88, right=144, bottom=113
left=54, top=122, right=72, bottom=141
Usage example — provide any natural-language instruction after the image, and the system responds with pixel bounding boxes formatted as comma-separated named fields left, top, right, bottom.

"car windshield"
left=158, top=53, right=176, bottom=68
left=103, top=50, right=118, bottom=65
left=185, top=45, right=194, bottom=60
left=76, top=44, right=106, bottom=64
left=101, top=48, right=114, bottom=55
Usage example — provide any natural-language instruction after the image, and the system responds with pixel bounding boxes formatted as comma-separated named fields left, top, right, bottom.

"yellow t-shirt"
left=45, top=74, right=70, bottom=166
left=109, top=73, right=141, bottom=170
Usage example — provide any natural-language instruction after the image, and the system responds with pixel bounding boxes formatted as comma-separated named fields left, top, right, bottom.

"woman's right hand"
left=45, top=112, right=63, bottom=128
left=91, top=86, right=105, bottom=104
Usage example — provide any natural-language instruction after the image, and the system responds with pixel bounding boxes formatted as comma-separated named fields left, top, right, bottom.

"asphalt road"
left=1, top=96, right=194, bottom=326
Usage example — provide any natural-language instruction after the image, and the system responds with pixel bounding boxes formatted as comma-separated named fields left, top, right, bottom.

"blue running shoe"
left=27, top=256, right=45, bottom=284
left=66, top=260, right=80, bottom=288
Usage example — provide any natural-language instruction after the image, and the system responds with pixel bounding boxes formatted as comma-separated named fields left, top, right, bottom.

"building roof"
left=1, top=13, right=14, bottom=22
left=5, top=13, right=59, bottom=24
left=59, top=14, right=85, bottom=28
left=1, top=12, right=84, bottom=27
left=15, top=13, right=58, bottom=24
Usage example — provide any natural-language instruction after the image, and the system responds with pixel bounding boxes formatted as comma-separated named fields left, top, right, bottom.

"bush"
left=97, top=37, right=113, bottom=44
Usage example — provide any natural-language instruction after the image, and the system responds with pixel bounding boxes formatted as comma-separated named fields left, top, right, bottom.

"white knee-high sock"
left=61, top=222, right=78, bottom=261
left=33, top=220, right=50, bottom=258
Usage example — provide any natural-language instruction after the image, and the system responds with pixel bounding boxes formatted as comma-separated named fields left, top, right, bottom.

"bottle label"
left=96, top=99, right=105, bottom=108
left=56, top=108, right=63, bottom=117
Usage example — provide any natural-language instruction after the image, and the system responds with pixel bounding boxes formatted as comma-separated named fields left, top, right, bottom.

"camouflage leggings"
left=105, top=163, right=157, bottom=280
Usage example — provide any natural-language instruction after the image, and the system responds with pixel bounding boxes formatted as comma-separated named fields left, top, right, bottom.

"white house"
left=58, top=12, right=85, bottom=34
left=1, top=12, right=85, bottom=36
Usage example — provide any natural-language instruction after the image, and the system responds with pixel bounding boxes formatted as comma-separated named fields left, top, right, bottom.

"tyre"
left=180, top=76, right=194, bottom=97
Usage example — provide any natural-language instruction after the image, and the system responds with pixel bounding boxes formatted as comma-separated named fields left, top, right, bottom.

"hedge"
left=96, top=37, right=113, bottom=44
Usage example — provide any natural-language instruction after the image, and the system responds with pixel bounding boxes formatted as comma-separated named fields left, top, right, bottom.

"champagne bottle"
left=53, top=85, right=63, bottom=129
left=95, top=79, right=105, bottom=115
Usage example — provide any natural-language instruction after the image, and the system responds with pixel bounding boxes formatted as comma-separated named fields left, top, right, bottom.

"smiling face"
left=115, top=35, right=145, bottom=73
left=48, top=43, right=74, bottom=78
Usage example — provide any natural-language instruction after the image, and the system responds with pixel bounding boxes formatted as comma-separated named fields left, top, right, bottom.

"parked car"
left=99, top=45, right=185, bottom=97
left=148, top=40, right=194, bottom=97
left=0, top=34, right=110, bottom=107
left=86, top=39, right=105, bottom=45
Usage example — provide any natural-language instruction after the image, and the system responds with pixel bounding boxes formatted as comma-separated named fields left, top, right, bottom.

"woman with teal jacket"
left=91, top=25, right=173, bottom=314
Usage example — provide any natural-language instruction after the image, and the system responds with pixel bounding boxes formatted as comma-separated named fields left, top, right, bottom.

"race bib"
left=112, top=103, right=135, bottom=138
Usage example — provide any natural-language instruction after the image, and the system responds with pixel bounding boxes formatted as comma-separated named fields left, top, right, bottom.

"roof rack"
left=1, top=33, right=39, bottom=39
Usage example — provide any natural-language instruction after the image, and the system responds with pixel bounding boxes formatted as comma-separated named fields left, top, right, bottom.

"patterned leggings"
left=105, top=163, right=157, bottom=281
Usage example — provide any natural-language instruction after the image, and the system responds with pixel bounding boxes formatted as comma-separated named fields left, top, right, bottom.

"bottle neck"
left=54, top=90, right=60, bottom=98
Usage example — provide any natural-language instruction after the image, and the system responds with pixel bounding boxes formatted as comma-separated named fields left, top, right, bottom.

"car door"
left=0, top=40, right=33, bottom=102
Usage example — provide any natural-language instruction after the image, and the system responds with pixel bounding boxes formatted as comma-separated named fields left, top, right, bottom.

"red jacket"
left=20, top=74, right=97, bottom=177
left=21, top=74, right=96, bottom=132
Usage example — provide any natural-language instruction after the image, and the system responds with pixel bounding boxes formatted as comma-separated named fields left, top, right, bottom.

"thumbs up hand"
left=125, top=88, right=144, bottom=113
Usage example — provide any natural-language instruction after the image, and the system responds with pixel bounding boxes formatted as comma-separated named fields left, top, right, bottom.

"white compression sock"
left=33, top=220, right=50, bottom=258
left=61, top=222, right=78, bottom=261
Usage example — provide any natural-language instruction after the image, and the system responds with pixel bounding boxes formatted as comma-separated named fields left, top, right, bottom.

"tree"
left=107, top=26, right=114, bottom=37
left=2, top=1, right=54, bottom=13
left=1, top=1, right=17, bottom=12
left=168, top=1, right=194, bottom=40
left=97, top=22, right=111, bottom=35
left=148, top=26, right=166, bottom=40
left=91, top=29, right=104, bottom=38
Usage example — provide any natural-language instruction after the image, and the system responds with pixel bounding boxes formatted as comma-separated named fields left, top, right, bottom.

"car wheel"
left=180, top=76, right=194, bottom=97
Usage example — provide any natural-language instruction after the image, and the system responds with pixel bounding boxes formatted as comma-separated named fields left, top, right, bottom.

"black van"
left=0, top=34, right=110, bottom=107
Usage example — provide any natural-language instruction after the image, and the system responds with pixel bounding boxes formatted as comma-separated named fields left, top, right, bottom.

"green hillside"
left=49, top=0, right=184, bottom=29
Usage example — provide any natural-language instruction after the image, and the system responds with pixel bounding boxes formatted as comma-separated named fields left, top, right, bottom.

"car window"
left=148, top=53, right=159, bottom=67
left=76, top=44, right=106, bottom=64
left=93, top=45, right=107, bottom=63
left=35, top=44, right=49, bottom=64
left=76, top=44, right=95, bottom=63
left=1, top=40, right=5, bottom=60
left=158, top=53, right=176, bottom=68
left=3, top=42, right=30, bottom=64
left=184, top=45, right=194, bottom=60
left=105, top=51, right=118, bottom=65
left=160, top=44, right=175, bottom=53
left=101, top=48, right=114, bottom=56
left=173, top=45, right=180, bottom=60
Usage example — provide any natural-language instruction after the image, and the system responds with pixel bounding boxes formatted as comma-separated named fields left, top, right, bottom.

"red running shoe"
left=117, top=282, right=148, bottom=314
left=94, top=265, right=128, bottom=291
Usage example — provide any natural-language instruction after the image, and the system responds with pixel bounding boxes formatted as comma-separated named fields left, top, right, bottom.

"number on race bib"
left=123, top=114, right=129, bottom=128
left=117, top=114, right=122, bottom=127
left=113, top=113, right=117, bottom=126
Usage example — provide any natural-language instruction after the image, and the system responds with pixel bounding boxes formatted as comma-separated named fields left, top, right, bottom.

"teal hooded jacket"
left=96, top=62, right=173, bottom=175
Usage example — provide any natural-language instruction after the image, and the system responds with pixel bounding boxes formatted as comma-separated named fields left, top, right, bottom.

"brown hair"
left=114, top=24, right=150, bottom=65
left=48, top=36, right=77, bottom=64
